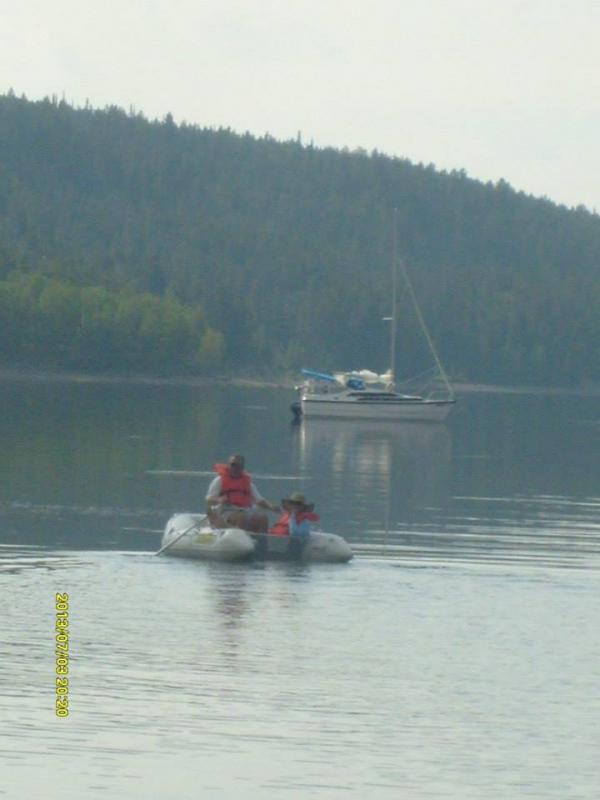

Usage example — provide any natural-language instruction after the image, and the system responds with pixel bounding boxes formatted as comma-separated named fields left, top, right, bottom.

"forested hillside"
left=1, top=92, right=599, bottom=384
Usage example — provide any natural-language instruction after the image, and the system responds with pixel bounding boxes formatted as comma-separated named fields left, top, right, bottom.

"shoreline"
left=1, top=368, right=599, bottom=397
left=0, top=367, right=291, bottom=389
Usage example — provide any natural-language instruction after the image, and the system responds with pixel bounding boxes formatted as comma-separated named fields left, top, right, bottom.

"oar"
left=155, top=516, right=208, bottom=556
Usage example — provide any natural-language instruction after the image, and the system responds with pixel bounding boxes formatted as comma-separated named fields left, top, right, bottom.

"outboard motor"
left=290, top=400, right=302, bottom=420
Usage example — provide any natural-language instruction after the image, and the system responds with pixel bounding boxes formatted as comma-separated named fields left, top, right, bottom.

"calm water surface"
left=1, top=377, right=600, bottom=799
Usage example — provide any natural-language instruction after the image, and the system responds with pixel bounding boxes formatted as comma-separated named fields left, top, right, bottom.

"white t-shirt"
left=206, top=476, right=265, bottom=505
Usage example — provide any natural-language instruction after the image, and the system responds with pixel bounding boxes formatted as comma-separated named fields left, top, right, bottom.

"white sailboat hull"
left=301, top=395, right=455, bottom=421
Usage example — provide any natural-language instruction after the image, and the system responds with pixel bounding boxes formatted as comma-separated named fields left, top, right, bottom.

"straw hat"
left=281, top=492, right=313, bottom=511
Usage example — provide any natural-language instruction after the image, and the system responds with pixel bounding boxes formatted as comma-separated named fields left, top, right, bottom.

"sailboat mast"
left=390, top=208, right=398, bottom=387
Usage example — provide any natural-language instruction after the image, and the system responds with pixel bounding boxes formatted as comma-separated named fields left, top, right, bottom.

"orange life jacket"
left=269, top=510, right=320, bottom=536
left=214, top=463, right=253, bottom=508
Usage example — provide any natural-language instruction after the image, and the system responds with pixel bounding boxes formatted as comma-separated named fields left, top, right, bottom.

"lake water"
left=1, top=376, right=600, bottom=799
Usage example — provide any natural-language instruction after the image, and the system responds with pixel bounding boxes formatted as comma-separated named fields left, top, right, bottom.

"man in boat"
left=270, top=492, right=320, bottom=558
left=206, top=454, right=278, bottom=533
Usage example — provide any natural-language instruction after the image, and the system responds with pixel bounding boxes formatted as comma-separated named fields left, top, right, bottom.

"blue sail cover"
left=301, top=368, right=339, bottom=383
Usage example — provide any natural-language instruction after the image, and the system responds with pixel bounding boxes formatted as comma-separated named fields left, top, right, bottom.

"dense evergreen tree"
left=1, top=92, right=599, bottom=385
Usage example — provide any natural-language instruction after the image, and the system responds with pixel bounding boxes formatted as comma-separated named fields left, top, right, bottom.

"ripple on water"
left=349, top=493, right=600, bottom=571
left=0, top=547, right=86, bottom=575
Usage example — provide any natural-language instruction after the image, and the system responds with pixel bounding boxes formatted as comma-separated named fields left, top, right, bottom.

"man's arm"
left=206, top=476, right=225, bottom=508
left=251, top=482, right=278, bottom=512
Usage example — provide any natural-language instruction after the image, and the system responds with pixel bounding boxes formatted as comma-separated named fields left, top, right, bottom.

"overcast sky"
left=2, top=0, right=599, bottom=212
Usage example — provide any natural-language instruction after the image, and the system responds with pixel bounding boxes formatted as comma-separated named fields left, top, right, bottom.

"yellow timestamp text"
left=55, top=592, right=70, bottom=717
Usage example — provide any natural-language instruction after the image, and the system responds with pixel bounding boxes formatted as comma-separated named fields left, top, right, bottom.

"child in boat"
left=269, top=493, right=320, bottom=538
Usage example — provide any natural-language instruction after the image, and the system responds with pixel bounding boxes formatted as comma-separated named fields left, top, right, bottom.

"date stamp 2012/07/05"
left=55, top=593, right=70, bottom=717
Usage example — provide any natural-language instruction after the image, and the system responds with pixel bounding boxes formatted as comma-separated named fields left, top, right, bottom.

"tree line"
left=0, top=270, right=223, bottom=373
left=1, top=91, right=599, bottom=385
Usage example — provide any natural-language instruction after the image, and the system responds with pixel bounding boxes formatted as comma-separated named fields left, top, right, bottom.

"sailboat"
left=295, top=211, right=456, bottom=422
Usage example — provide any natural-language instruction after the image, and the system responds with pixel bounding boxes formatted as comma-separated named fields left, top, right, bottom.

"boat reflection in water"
left=293, top=418, right=452, bottom=555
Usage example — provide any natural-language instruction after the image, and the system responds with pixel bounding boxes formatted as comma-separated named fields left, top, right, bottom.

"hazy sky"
left=2, top=0, right=599, bottom=211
